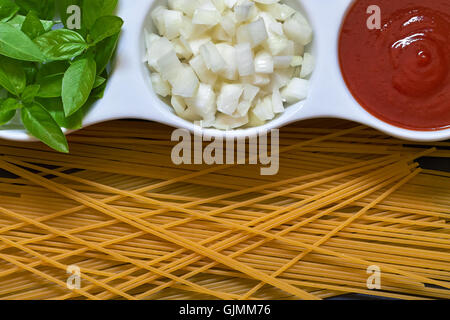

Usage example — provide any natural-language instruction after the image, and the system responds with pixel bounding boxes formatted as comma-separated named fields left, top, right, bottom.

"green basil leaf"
left=7, top=14, right=54, bottom=31
left=90, top=81, right=106, bottom=99
left=38, top=97, right=83, bottom=130
left=22, top=62, right=38, bottom=85
left=0, top=56, right=26, bottom=95
left=21, top=84, right=40, bottom=103
left=21, top=102, right=69, bottom=153
left=34, top=29, right=88, bottom=61
left=0, top=97, right=22, bottom=125
left=0, top=88, right=7, bottom=99
left=82, top=0, right=118, bottom=29
left=21, top=11, right=45, bottom=39
left=62, top=56, right=96, bottom=116
left=93, top=32, right=119, bottom=75
left=0, top=108, right=15, bottom=125
left=1, top=97, right=23, bottom=111
left=37, top=61, right=70, bottom=79
left=36, top=73, right=63, bottom=97
left=88, top=15, right=123, bottom=44
left=0, top=0, right=19, bottom=22
left=15, top=0, right=55, bottom=20
left=94, top=75, right=106, bottom=88
left=0, top=22, right=46, bottom=62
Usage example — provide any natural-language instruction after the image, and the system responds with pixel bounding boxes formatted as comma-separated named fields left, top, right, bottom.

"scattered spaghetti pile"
left=0, top=119, right=449, bottom=300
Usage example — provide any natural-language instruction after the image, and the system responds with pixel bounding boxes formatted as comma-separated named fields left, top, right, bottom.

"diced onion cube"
left=193, top=8, right=221, bottom=26
left=272, top=89, right=284, bottom=113
left=214, top=114, right=249, bottom=130
left=281, top=78, right=309, bottom=104
left=254, top=51, right=274, bottom=74
left=189, top=55, right=218, bottom=85
left=300, top=52, right=314, bottom=78
left=273, top=56, right=293, bottom=69
left=163, top=10, right=183, bottom=39
left=171, top=65, right=200, bottom=98
left=185, top=83, right=216, bottom=117
left=216, top=43, right=238, bottom=80
left=247, top=18, right=268, bottom=47
left=283, top=12, right=313, bottom=46
left=156, top=50, right=183, bottom=83
left=235, top=43, right=254, bottom=77
left=253, top=96, right=275, bottom=121
left=200, top=42, right=226, bottom=72
left=217, top=84, right=244, bottom=115
left=151, top=73, right=171, bottom=97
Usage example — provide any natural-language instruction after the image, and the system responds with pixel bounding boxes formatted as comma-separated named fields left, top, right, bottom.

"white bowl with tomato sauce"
left=0, top=0, right=449, bottom=143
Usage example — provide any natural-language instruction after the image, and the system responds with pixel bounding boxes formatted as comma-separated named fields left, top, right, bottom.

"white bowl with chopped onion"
left=143, top=0, right=316, bottom=133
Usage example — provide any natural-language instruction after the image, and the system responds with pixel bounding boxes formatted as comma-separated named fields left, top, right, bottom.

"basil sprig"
left=0, top=0, right=123, bottom=152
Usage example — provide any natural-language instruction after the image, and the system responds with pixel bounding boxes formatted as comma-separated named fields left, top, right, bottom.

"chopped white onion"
left=216, top=43, right=238, bottom=80
left=156, top=50, right=183, bottom=83
left=214, top=113, right=249, bottom=130
left=171, top=65, right=200, bottom=98
left=247, top=18, right=268, bottom=47
left=234, top=0, right=254, bottom=22
left=272, top=89, right=284, bottom=113
left=217, top=84, right=244, bottom=115
left=185, top=83, right=216, bottom=116
left=254, top=51, right=274, bottom=74
left=252, top=96, right=275, bottom=121
left=193, top=8, right=221, bottom=26
left=200, top=41, right=227, bottom=72
left=281, top=77, right=309, bottom=104
left=273, top=55, right=292, bottom=69
left=189, top=55, right=218, bottom=85
left=235, top=43, right=254, bottom=76
left=300, top=52, right=314, bottom=78
left=145, top=0, right=314, bottom=130
left=151, top=73, right=171, bottom=97
left=283, top=12, right=313, bottom=46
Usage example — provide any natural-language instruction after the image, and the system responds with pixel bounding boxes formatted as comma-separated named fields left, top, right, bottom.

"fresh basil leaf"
left=38, top=97, right=83, bottom=130
left=82, top=0, right=118, bottom=29
left=93, top=32, right=119, bottom=75
left=0, top=22, right=46, bottom=62
left=88, top=15, right=123, bottom=44
left=21, top=102, right=69, bottom=153
left=0, top=97, right=22, bottom=125
left=0, top=108, right=15, bottom=125
left=0, top=56, right=26, bottom=95
left=2, top=97, right=23, bottom=111
left=94, top=75, right=106, bottom=88
left=90, top=81, right=106, bottom=99
left=21, top=84, right=40, bottom=103
left=0, top=88, right=7, bottom=99
left=36, top=73, right=63, bottom=97
left=62, top=56, right=96, bottom=117
left=21, top=11, right=45, bottom=39
left=22, top=62, right=38, bottom=85
left=7, top=14, right=54, bottom=31
left=0, top=0, right=19, bottom=22
left=37, top=61, right=69, bottom=79
left=15, top=0, right=55, bottom=20
left=34, top=29, right=88, bottom=61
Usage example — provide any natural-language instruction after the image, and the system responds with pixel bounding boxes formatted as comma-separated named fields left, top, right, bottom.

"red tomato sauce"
left=339, top=0, right=450, bottom=131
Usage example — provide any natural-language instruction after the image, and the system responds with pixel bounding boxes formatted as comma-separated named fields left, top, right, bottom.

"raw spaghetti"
left=0, top=119, right=448, bottom=300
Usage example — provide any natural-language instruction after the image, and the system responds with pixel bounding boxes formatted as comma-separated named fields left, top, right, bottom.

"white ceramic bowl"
left=1, top=0, right=449, bottom=142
